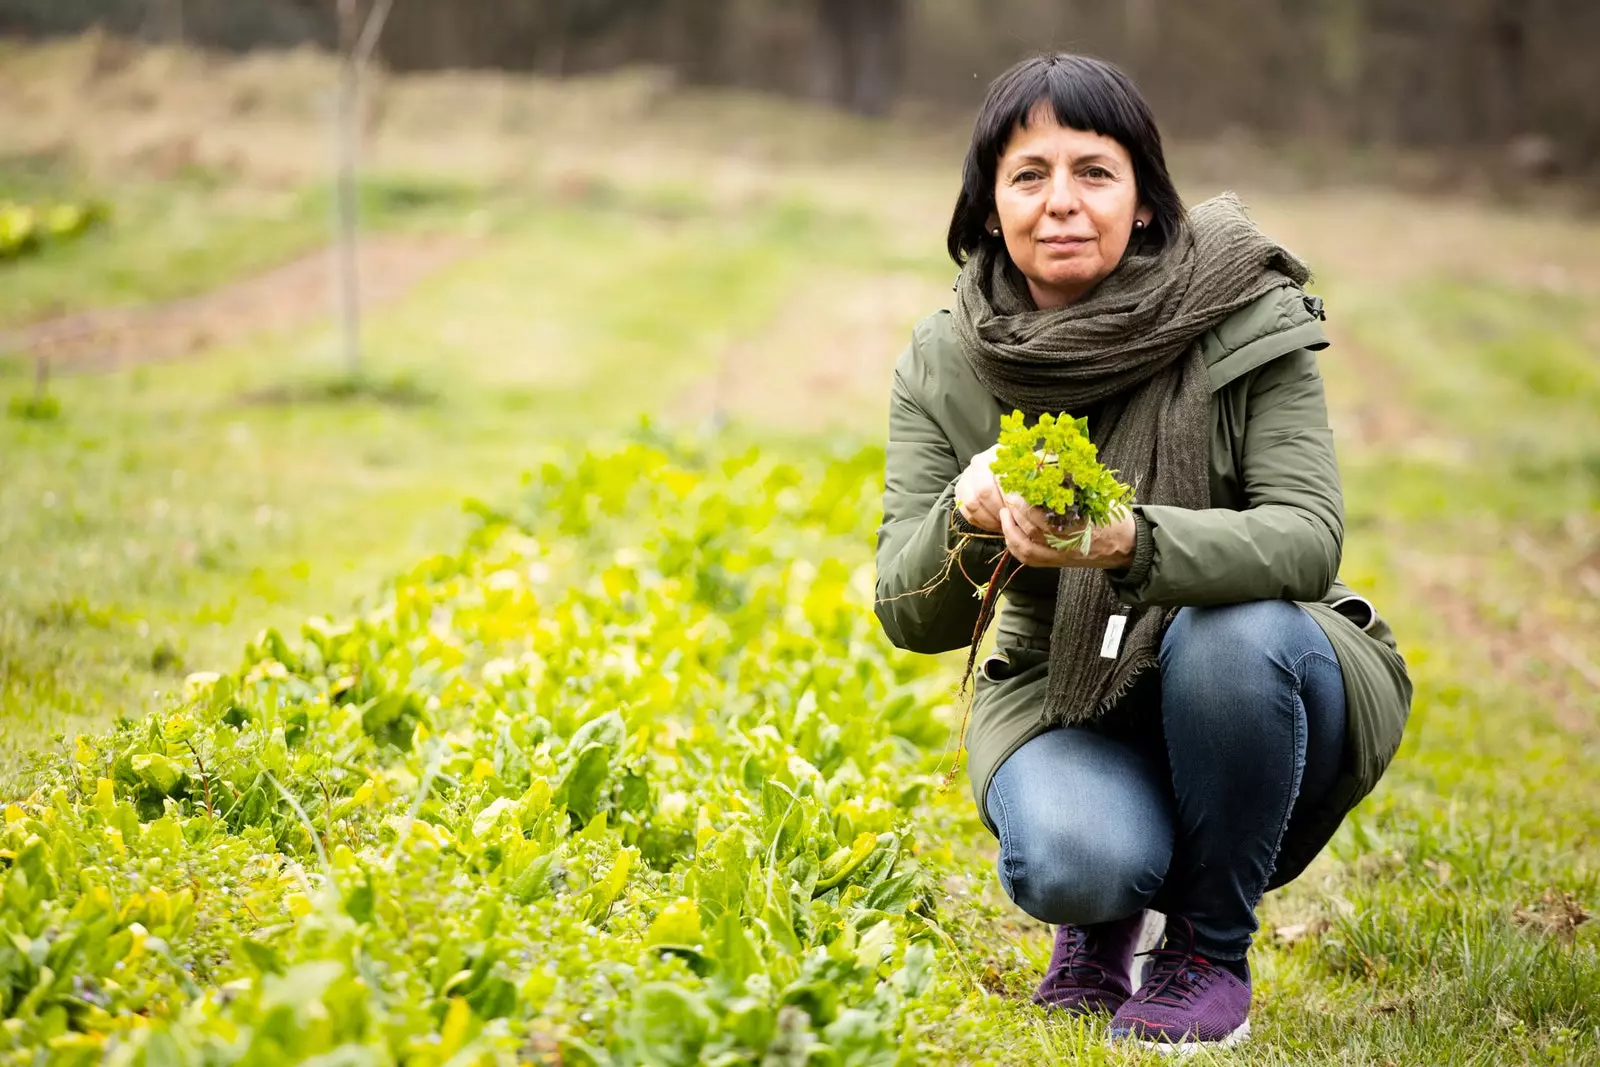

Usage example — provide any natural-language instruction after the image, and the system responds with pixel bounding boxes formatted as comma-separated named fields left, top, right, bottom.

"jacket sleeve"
left=874, top=347, right=1003, bottom=654
left=1109, top=348, right=1343, bottom=608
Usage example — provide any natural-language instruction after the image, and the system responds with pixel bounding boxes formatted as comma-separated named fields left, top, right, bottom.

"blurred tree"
left=812, top=0, right=905, bottom=116
left=675, top=0, right=728, bottom=84
left=1484, top=0, right=1528, bottom=142
left=143, top=0, right=184, bottom=40
left=1122, top=0, right=1156, bottom=74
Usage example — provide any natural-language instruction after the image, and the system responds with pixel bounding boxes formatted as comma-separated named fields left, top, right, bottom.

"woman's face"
left=990, top=104, right=1152, bottom=309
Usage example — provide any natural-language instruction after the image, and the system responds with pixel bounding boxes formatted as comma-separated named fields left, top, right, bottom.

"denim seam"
left=1246, top=647, right=1331, bottom=913
left=988, top=776, right=1018, bottom=902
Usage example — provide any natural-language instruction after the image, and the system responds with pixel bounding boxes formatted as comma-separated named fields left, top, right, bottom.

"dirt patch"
left=1512, top=889, right=1591, bottom=944
left=675, top=270, right=948, bottom=433
left=4, top=234, right=473, bottom=372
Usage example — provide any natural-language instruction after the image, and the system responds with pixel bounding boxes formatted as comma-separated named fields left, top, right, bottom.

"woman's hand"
left=954, top=445, right=1006, bottom=532
left=999, top=494, right=1136, bottom=570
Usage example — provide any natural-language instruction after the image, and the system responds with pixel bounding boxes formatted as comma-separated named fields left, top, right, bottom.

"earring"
left=991, top=228, right=1001, bottom=236
left=1133, top=219, right=1147, bottom=232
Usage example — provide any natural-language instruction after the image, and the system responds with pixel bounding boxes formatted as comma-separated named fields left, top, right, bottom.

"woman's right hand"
left=954, top=444, right=1005, bottom=532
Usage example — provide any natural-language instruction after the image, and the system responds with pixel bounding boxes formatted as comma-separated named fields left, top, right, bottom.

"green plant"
left=991, top=410, right=1132, bottom=555
left=6, top=394, right=59, bottom=421
left=0, top=442, right=950, bottom=1065
left=0, top=199, right=109, bottom=261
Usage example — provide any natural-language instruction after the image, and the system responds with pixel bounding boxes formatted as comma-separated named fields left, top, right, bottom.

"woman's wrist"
left=1107, top=511, right=1153, bottom=585
left=1103, top=514, right=1138, bottom=570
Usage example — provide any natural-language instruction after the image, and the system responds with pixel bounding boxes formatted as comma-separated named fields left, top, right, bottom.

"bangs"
left=983, top=60, right=1156, bottom=160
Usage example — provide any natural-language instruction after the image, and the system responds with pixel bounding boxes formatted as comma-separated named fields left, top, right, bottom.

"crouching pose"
left=873, top=54, right=1412, bottom=1051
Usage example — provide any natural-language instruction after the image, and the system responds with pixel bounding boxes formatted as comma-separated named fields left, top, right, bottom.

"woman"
left=874, top=54, right=1411, bottom=1051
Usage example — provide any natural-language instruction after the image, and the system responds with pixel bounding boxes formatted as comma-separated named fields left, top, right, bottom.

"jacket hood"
left=1200, top=284, right=1330, bottom=391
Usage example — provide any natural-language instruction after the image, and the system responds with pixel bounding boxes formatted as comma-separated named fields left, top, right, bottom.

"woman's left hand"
left=999, top=495, right=1136, bottom=570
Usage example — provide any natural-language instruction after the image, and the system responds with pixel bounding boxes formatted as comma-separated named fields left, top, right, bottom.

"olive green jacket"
left=874, top=285, right=1412, bottom=888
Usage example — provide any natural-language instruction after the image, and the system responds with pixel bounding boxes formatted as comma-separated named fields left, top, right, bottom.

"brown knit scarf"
left=952, top=193, right=1311, bottom=726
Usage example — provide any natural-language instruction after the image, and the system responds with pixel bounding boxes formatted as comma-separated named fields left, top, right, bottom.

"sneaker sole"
left=1113, top=1020, right=1251, bottom=1055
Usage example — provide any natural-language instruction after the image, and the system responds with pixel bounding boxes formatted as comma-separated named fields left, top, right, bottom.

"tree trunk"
left=849, top=0, right=904, bottom=117
left=1318, top=0, right=1367, bottom=142
left=1122, top=0, right=1156, bottom=78
left=678, top=0, right=730, bottom=85
left=547, top=0, right=570, bottom=76
left=334, top=0, right=363, bottom=377
left=1486, top=0, right=1528, bottom=142
left=141, top=0, right=184, bottom=42
left=812, top=0, right=853, bottom=108
left=813, top=0, right=905, bottom=116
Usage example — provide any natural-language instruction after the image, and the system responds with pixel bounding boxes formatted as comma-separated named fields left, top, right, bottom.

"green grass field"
left=1, top=40, right=1596, bottom=1065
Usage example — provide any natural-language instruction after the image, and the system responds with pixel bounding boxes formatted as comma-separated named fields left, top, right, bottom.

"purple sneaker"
left=1033, top=912, right=1145, bottom=1015
left=1108, top=929, right=1251, bottom=1052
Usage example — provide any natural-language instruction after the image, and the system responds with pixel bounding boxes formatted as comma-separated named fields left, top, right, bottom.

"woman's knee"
left=1160, top=601, right=1326, bottom=712
left=1004, top=828, right=1165, bottom=924
left=986, top=729, right=1173, bottom=925
left=990, top=781, right=1167, bottom=924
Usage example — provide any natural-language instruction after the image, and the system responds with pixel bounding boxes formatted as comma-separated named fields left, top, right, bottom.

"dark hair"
left=947, top=54, right=1185, bottom=265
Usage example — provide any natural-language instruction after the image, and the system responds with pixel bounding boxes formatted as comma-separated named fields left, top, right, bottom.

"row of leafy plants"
left=1, top=440, right=958, bottom=1066
left=0, top=200, right=110, bottom=261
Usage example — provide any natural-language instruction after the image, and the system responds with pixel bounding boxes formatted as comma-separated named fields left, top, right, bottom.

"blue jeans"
left=984, top=600, right=1347, bottom=962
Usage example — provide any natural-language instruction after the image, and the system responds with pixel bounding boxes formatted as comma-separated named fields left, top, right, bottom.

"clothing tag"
left=1100, top=613, right=1128, bottom=659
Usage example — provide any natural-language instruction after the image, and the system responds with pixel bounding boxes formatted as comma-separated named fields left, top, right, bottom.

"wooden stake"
left=332, top=0, right=395, bottom=378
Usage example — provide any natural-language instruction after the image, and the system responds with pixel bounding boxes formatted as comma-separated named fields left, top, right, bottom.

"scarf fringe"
left=1038, top=651, right=1159, bottom=728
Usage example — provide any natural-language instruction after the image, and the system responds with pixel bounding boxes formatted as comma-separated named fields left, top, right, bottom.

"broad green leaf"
left=895, top=942, right=935, bottom=999
left=238, top=939, right=284, bottom=976
left=344, top=874, right=376, bottom=925
left=711, top=911, right=764, bottom=986
left=130, top=754, right=187, bottom=798
left=645, top=897, right=703, bottom=948
left=471, top=796, right=517, bottom=838
left=862, top=873, right=917, bottom=915
left=584, top=846, right=635, bottom=922
left=556, top=744, right=613, bottom=825
left=625, top=983, right=715, bottom=1067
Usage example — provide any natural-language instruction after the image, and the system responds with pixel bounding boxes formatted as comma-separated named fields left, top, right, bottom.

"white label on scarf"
left=1100, top=614, right=1128, bottom=659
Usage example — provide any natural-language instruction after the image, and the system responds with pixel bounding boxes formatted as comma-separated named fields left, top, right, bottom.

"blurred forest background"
left=4, top=0, right=1597, bottom=182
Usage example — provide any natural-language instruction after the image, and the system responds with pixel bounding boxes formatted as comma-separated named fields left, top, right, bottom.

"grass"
left=2, top=37, right=1598, bottom=1063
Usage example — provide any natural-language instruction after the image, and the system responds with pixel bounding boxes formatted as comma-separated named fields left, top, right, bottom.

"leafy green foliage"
left=0, top=442, right=951, bottom=1066
left=5, top=394, right=60, bottom=422
left=0, top=200, right=109, bottom=261
left=991, top=410, right=1132, bottom=553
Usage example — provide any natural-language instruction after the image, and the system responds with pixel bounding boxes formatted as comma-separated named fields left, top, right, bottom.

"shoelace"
left=1048, top=927, right=1116, bottom=986
left=1131, top=945, right=1219, bottom=1007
